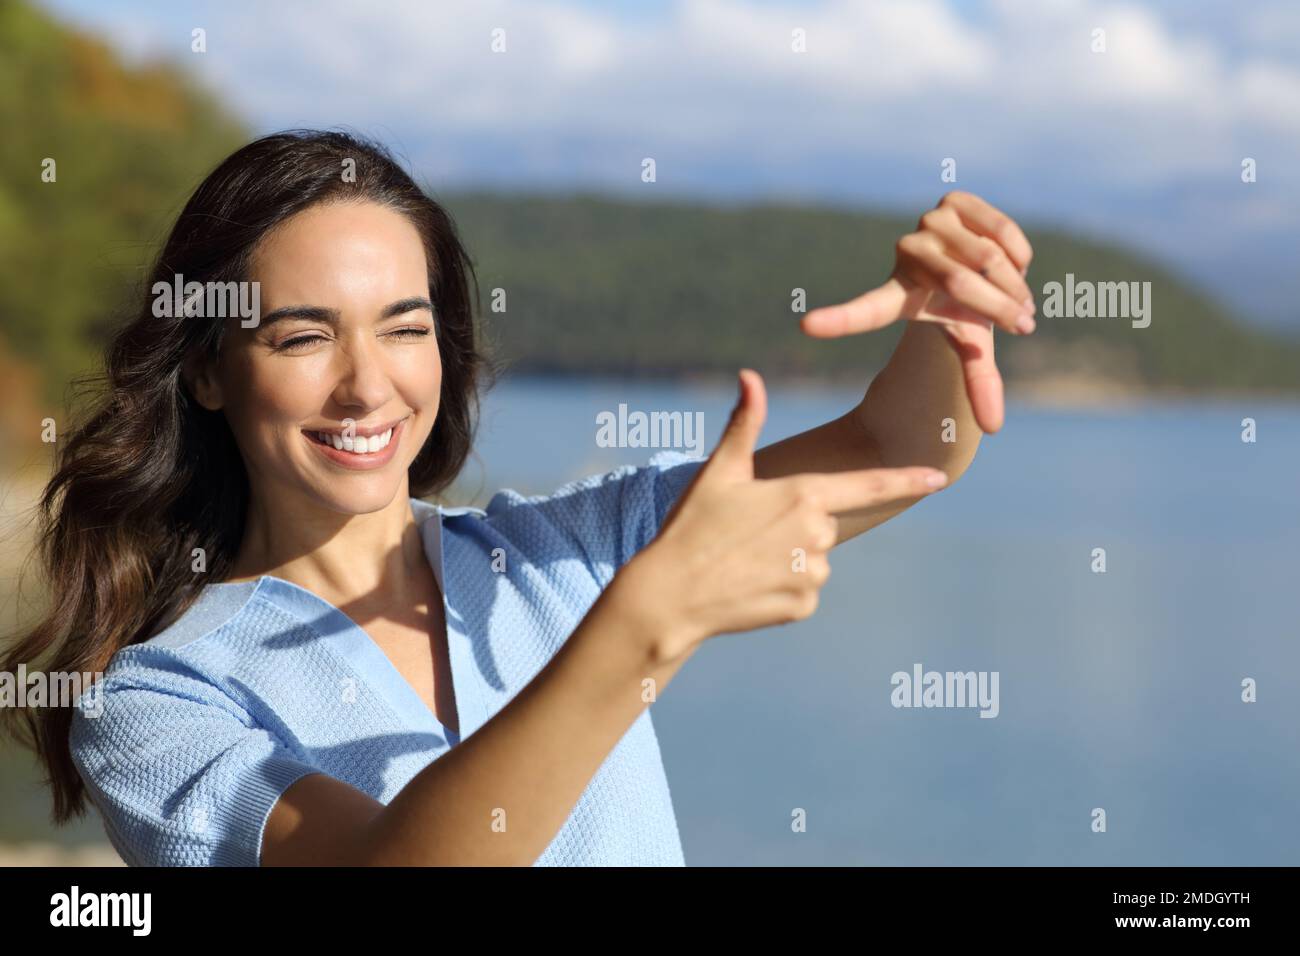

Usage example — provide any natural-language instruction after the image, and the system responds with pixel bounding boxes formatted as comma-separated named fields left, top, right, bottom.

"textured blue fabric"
left=69, top=450, right=705, bottom=866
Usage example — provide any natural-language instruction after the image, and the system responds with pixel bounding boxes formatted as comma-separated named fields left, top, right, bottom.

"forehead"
left=249, top=201, right=428, bottom=303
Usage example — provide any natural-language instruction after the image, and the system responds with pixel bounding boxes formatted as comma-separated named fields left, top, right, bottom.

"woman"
left=2, top=130, right=1035, bottom=866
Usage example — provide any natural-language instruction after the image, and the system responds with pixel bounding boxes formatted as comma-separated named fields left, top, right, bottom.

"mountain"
left=448, top=190, right=1300, bottom=397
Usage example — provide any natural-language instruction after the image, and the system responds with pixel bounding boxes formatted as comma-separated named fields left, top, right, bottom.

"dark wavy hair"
left=1, top=129, right=491, bottom=825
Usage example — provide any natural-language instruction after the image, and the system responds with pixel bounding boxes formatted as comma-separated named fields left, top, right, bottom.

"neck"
left=228, top=479, right=428, bottom=606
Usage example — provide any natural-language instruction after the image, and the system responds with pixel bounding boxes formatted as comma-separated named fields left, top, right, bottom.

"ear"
left=182, top=349, right=224, bottom=411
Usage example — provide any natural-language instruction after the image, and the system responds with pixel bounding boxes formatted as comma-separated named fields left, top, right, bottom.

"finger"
left=800, top=277, right=909, bottom=338
left=937, top=191, right=1033, bottom=273
left=919, top=206, right=1033, bottom=311
left=922, top=306, right=1026, bottom=425
left=967, top=357, right=1004, bottom=435
left=702, top=368, right=767, bottom=482
left=896, top=231, right=1034, bottom=335
left=943, top=324, right=1004, bottom=434
left=788, top=465, right=948, bottom=515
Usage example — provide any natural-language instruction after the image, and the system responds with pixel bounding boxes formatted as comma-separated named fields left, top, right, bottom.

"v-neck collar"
left=208, top=497, right=485, bottom=746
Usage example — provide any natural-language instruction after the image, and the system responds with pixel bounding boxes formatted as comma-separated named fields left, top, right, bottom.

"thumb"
left=702, top=368, right=766, bottom=482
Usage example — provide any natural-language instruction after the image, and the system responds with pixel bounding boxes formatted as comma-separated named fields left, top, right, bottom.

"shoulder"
left=438, top=451, right=705, bottom=581
left=477, top=450, right=703, bottom=518
left=72, top=578, right=283, bottom=730
left=143, top=581, right=265, bottom=652
left=72, top=616, right=254, bottom=736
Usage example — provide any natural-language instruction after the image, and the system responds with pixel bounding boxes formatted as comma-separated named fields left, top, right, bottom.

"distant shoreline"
left=484, top=368, right=1300, bottom=409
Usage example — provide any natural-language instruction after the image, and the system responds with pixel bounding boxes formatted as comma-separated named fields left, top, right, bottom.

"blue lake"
left=463, top=377, right=1300, bottom=865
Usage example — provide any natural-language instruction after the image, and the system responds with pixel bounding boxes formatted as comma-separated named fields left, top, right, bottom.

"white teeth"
left=314, top=425, right=395, bottom=455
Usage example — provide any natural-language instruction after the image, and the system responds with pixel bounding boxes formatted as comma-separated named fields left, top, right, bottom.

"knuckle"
left=995, top=219, right=1018, bottom=248
left=798, top=492, right=822, bottom=514
left=898, top=232, right=938, bottom=258
left=942, top=268, right=974, bottom=298
left=975, top=237, right=1003, bottom=270
left=811, top=557, right=831, bottom=585
left=919, top=208, right=945, bottom=231
left=861, top=473, right=887, bottom=497
left=790, top=479, right=821, bottom=512
left=798, top=591, right=820, bottom=619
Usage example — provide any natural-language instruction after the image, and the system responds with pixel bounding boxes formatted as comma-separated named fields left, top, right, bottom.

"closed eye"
left=276, top=334, right=328, bottom=352
left=387, top=327, right=431, bottom=341
left=276, top=327, right=431, bottom=352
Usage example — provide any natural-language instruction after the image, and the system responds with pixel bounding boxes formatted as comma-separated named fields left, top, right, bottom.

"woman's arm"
left=755, top=190, right=1035, bottom=546
left=263, top=571, right=685, bottom=866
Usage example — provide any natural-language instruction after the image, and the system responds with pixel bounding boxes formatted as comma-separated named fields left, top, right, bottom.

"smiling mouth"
left=303, top=417, right=407, bottom=456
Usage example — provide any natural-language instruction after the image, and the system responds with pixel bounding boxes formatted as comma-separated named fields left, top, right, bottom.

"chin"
left=306, top=480, right=405, bottom=516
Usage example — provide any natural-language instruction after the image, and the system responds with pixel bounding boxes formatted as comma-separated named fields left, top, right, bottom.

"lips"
left=303, top=417, right=407, bottom=470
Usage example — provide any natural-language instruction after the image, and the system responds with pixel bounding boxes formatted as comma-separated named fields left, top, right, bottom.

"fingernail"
left=925, top=470, right=948, bottom=489
left=1016, top=308, right=1036, bottom=334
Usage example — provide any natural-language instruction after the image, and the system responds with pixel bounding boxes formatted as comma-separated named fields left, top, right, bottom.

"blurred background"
left=1, top=0, right=1297, bottom=865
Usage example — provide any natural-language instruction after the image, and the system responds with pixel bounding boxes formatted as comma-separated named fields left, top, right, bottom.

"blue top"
left=68, top=450, right=704, bottom=866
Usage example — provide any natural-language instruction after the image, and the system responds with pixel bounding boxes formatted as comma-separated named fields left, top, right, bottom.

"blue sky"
left=39, top=0, right=1300, bottom=331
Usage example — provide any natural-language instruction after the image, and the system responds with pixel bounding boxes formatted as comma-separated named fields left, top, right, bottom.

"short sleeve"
left=483, top=449, right=705, bottom=588
left=69, top=656, right=320, bottom=867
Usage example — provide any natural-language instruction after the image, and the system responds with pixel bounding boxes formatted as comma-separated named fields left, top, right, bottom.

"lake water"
left=465, top=377, right=1300, bottom=865
left=6, top=377, right=1297, bottom=865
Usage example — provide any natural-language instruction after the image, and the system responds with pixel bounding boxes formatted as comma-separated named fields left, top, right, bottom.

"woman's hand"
left=799, top=190, right=1035, bottom=434
left=619, top=368, right=947, bottom=663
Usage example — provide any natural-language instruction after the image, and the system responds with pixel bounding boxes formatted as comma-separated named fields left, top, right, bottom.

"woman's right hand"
left=621, top=368, right=948, bottom=663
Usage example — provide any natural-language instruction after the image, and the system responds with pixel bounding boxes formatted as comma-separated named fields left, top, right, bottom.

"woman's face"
left=189, top=200, right=441, bottom=517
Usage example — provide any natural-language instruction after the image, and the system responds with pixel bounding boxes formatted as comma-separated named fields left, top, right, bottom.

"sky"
left=39, top=0, right=1300, bottom=332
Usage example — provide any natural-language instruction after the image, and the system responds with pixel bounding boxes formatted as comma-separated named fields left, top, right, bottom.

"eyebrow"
left=258, top=296, right=434, bottom=327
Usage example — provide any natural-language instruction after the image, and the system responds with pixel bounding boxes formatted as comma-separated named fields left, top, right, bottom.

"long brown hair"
left=1, top=129, right=492, bottom=825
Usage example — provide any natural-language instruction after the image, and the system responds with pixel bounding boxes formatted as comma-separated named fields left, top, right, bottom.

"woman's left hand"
left=799, top=190, right=1035, bottom=434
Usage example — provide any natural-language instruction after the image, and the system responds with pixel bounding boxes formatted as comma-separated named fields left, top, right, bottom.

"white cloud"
left=57, top=0, right=1300, bottom=150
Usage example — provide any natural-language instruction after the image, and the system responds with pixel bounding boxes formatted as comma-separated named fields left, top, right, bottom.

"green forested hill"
left=448, top=191, right=1300, bottom=393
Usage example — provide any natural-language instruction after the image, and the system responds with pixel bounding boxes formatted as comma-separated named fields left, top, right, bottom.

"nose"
left=331, top=333, right=394, bottom=414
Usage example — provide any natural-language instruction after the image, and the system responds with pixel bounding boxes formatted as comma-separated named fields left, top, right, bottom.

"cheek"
left=396, top=344, right=442, bottom=456
left=219, top=350, right=330, bottom=450
left=396, top=339, right=443, bottom=406
left=242, top=348, right=332, bottom=407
